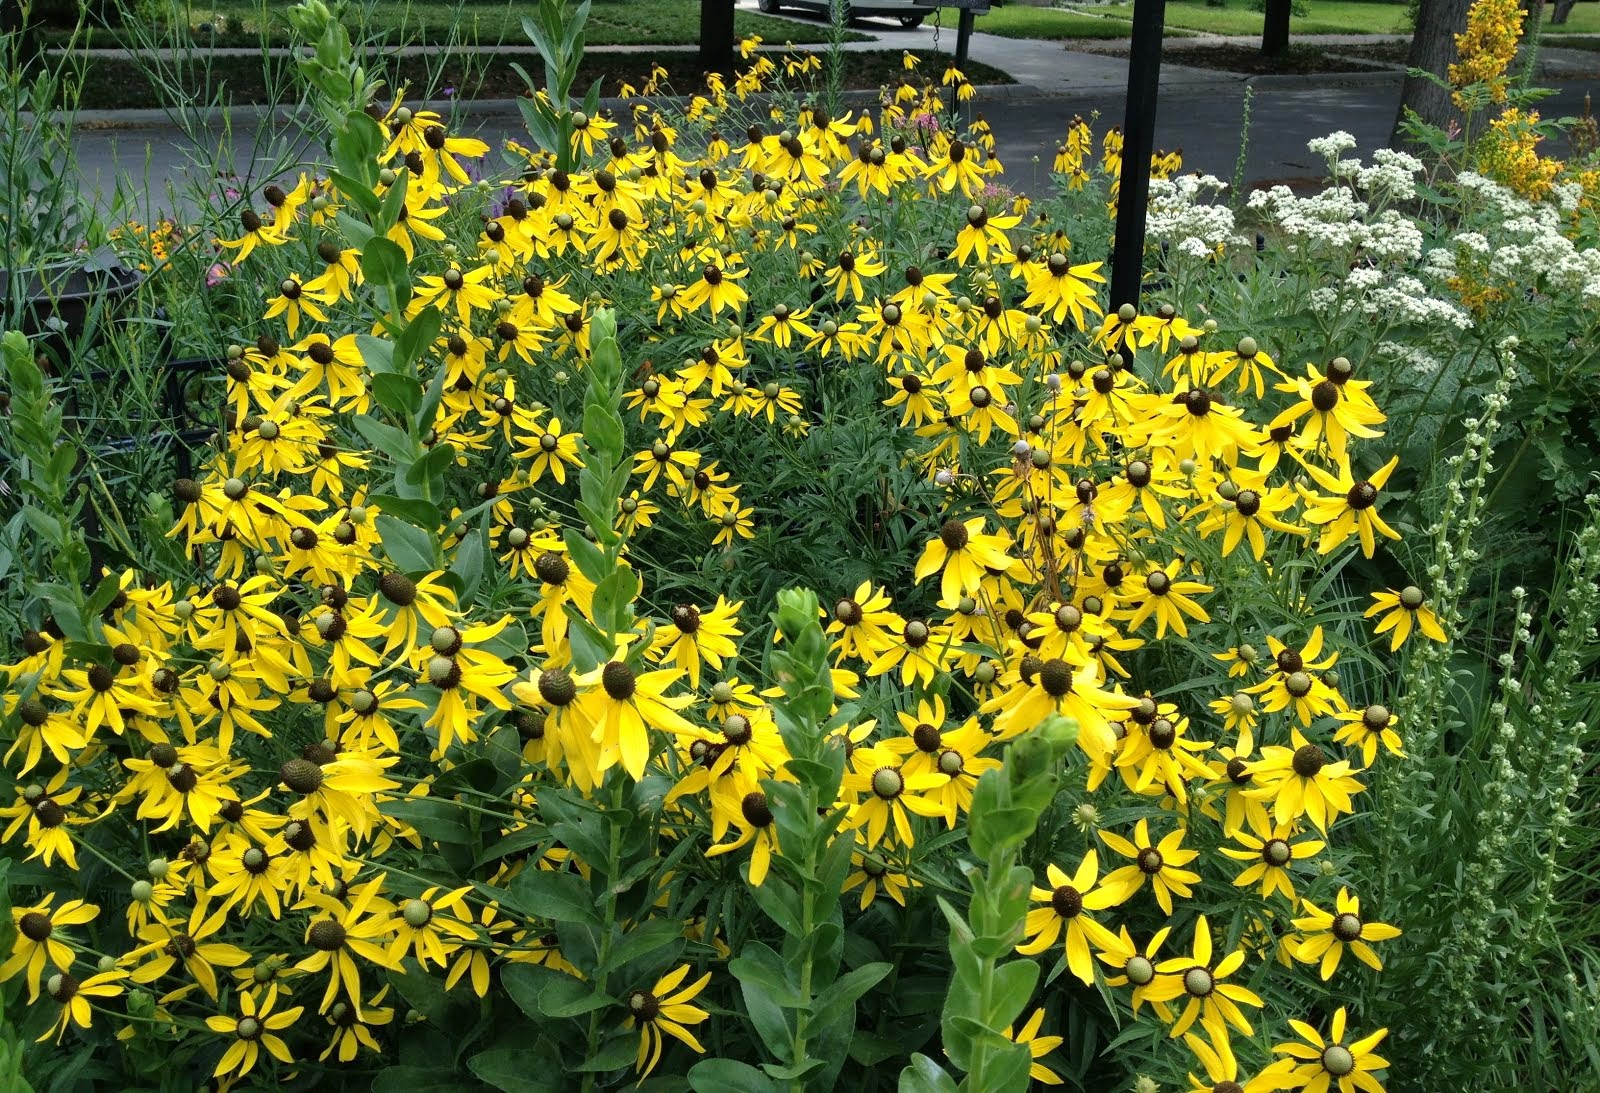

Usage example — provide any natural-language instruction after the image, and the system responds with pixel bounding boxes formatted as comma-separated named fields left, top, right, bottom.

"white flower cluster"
left=1345, top=269, right=1474, bottom=329
left=1376, top=339, right=1445, bottom=377
left=1357, top=148, right=1424, bottom=202
left=1435, top=174, right=1600, bottom=302
left=1146, top=173, right=1242, bottom=259
left=1306, top=130, right=1358, bottom=160
left=1245, top=184, right=1371, bottom=253
left=1244, top=186, right=1423, bottom=265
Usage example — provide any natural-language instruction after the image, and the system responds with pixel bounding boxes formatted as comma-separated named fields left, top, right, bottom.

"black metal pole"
left=1109, top=0, right=1166, bottom=312
left=699, top=0, right=736, bottom=74
left=950, top=7, right=974, bottom=119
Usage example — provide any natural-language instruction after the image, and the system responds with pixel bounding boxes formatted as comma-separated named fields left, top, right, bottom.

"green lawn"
left=1539, top=5, right=1600, bottom=33
left=1081, top=0, right=1600, bottom=38
left=37, top=0, right=866, bottom=49
left=930, top=4, right=1146, bottom=39
left=1087, top=0, right=1410, bottom=36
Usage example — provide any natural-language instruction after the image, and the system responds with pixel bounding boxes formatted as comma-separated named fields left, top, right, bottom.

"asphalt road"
left=69, top=75, right=1600, bottom=220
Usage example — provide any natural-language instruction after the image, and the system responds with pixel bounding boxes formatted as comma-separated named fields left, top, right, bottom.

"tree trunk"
left=1262, top=0, right=1291, bottom=56
left=699, top=0, right=736, bottom=74
left=1550, top=0, right=1576, bottom=24
left=1389, top=0, right=1477, bottom=147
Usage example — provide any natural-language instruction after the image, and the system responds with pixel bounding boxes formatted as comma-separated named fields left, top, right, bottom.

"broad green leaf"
left=590, top=569, right=638, bottom=635
left=899, top=1053, right=959, bottom=1093
left=357, top=332, right=396, bottom=374
left=372, top=373, right=423, bottom=416
left=351, top=415, right=414, bottom=460
left=404, top=443, right=457, bottom=490
left=449, top=526, right=486, bottom=600
left=987, top=960, right=1041, bottom=1031
left=571, top=1030, right=638, bottom=1073
left=375, top=514, right=437, bottom=574
left=468, top=1048, right=562, bottom=1092
left=508, top=866, right=599, bottom=925
left=377, top=797, right=469, bottom=844
left=812, top=961, right=891, bottom=1016
left=689, top=1058, right=776, bottom=1093
left=562, top=527, right=609, bottom=583
left=370, top=494, right=442, bottom=531
left=501, top=963, right=571, bottom=1021
left=599, top=918, right=684, bottom=975
left=370, top=1066, right=461, bottom=1093
left=361, top=237, right=413, bottom=313
left=538, top=974, right=616, bottom=1017
left=729, top=942, right=804, bottom=1008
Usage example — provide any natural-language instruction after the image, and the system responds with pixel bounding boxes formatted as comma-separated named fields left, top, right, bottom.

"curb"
left=1241, top=69, right=1406, bottom=89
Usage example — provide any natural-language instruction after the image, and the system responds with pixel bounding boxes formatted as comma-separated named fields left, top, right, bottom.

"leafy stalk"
left=908, top=714, right=1080, bottom=1093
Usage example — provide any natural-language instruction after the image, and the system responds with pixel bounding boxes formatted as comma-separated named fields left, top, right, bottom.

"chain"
left=932, top=5, right=941, bottom=55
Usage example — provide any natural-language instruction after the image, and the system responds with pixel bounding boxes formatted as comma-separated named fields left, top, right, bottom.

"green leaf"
left=968, top=807, right=1037, bottom=861
left=450, top=526, right=486, bottom=601
left=501, top=962, right=572, bottom=1021
left=335, top=108, right=384, bottom=178
left=352, top=415, right=414, bottom=460
left=537, top=790, right=612, bottom=865
left=581, top=76, right=603, bottom=116
left=415, top=350, right=453, bottom=433
left=813, top=961, right=891, bottom=1016
left=362, top=237, right=413, bottom=313
left=590, top=568, right=638, bottom=635
left=538, top=974, right=617, bottom=1018
left=476, top=825, right=549, bottom=867
left=508, top=867, right=599, bottom=925
left=36, top=585, right=86, bottom=642
left=729, top=942, right=804, bottom=1008
left=357, top=332, right=396, bottom=374
left=741, top=979, right=795, bottom=1065
left=520, top=15, right=554, bottom=55
left=562, top=527, right=608, bottom=583
left=404, top=443, right=457, bottom=491
left=388, top=958, right=450, bottom=1023
left=747, top=874, right=804, bottom=936
left=566, top=616, right=612, bottom=675
left=760, top=1058, right=826, bottom=1082
left=370, top=1066, right=462, bottom=1093
left=581, top=401, right=624, bottom=465
left=83, top=572, right=124, bottom=619
left=370, top=494, right=442, bottom=531
left=379, top=167, right=411, bottom=231
left=468, top=1048, right=562, bottom=1092
left=816, top=829, right=856, bottom=907
left=987, top=960, right=1040, bottom=1032
left=395, top=308, right=442, bottom=373
left=572, top=1030, right=639, bottom=1073
left=599, top=918, right=683, bottom=975
left=373, top=373, right=423, bottom=416
left=900, top=1054, right=960, bottom=1093
left=691, top=1059, right=777, bottom=1093
left=330, top=170, right=381, bottom=218
left=378, top=797, right=470, bottom=844
left=376, top=514, right=437, bottom=574
left=971, top=1037, right=1033, bottom=1093
left=335, top=209, right=375, bottom=247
